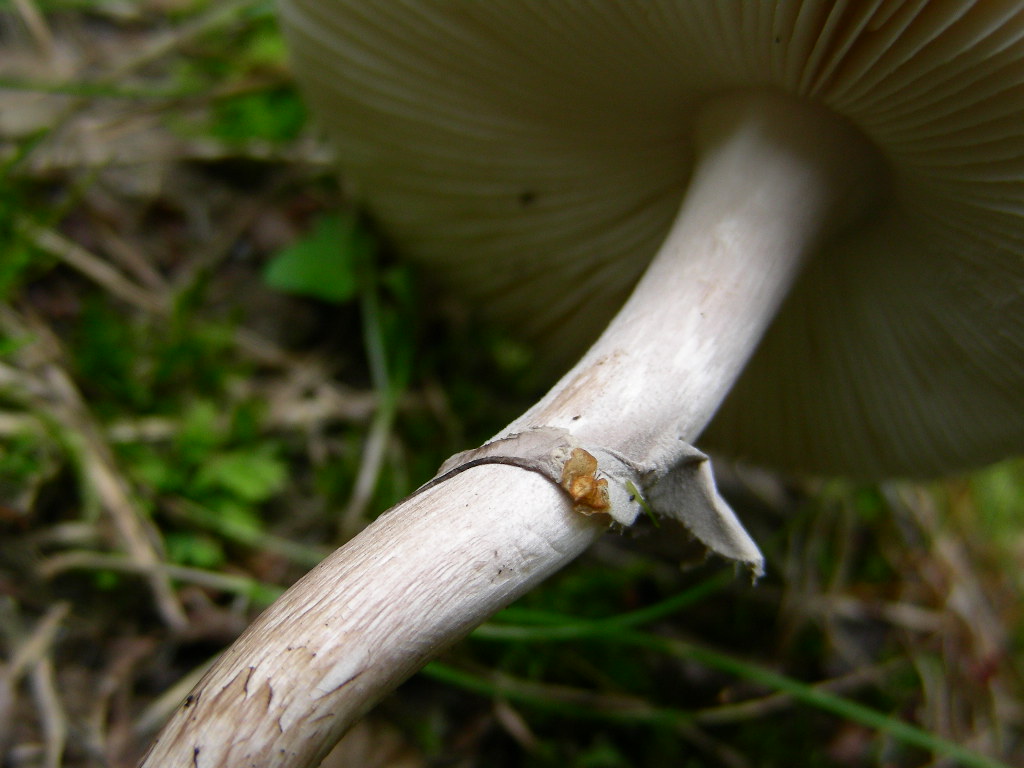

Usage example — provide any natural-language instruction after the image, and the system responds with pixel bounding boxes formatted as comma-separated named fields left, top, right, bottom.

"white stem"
left=508, top=91, right=879, bottom=462
left=142, top=466, right=603, bottom=767
left=140, top=91, right=878, bottom=767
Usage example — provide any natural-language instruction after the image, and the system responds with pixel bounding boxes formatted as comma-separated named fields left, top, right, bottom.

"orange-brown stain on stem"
left=560, top=448, right=610, bottom=515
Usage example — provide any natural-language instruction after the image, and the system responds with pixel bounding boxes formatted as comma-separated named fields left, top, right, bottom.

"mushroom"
left=141, top=3, right=1024, bottom=766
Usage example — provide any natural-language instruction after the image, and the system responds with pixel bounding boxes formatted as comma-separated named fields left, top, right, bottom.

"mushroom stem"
left=141, top=466, right=605, bottom=768
left=140, top=92, right=880, bottom=767
left=508, top=90, right=879, bottom=455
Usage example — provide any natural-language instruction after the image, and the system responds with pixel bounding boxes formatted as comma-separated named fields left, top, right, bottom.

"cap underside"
left=281, top=0, right=1024, bottom=477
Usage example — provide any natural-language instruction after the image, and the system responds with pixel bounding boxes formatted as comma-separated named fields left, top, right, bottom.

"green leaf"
left=263, top=213, right=371, bottom=304
left=124, top=444, right=183, bottom=495
left=177, top=399, right=227, bottom=463
left=209, top=498, right=263, bottom=535
left=194, top=449, right=287, bottom=503
left=165, top=531, right=226, bottom=569
left=209, top=87, right=307, bottom=144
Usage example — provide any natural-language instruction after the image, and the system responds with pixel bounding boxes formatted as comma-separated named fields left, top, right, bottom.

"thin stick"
left=30, top=658, right=66, bottom=768
left=38, top=552, right=282, bottom=606
left=1, top=307, right=188, bottom=630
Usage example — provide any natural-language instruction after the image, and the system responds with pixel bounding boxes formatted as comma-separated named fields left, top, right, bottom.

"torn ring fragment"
left=420, top=426, right=763, bottom=577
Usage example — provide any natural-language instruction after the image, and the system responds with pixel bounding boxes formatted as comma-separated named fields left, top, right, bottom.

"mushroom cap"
left=280, top=0, right=1024, bottom=478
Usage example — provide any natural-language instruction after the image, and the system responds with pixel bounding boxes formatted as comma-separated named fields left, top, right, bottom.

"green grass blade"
left=467, top=593, right=1012, bottom=768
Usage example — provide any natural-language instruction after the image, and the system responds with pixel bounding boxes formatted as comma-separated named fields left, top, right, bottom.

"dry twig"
left=1, top=306, right=188, bottom=631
